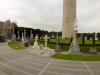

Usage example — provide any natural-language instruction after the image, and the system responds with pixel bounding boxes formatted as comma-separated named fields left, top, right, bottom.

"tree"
left=91, top=33, right=95, bottom=45
left=97, top=33, right=100, bottom=40
left=82, top=33, right=85, bottom=45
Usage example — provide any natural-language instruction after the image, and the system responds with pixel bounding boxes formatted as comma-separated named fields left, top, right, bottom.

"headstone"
left=89, top=47, right=97, bottom=54
left=44, top=34, right=48, bottom=48
left=24, top=29, right=26, bottom=41
left=33, top=34, right=39, bottom=47
left=55, top=33, right=61, bottom=52
left=68, top=33, right=81, bottom=54
left=12, top=34, right=16, bottom=41
left=95, top=33, right=98, bottom=40
left=30, top=30, right=33, bottom=39
left=12, top=26, right=16, bottom=41
left=29, top=30, right=34, bottom=45
left=21, top=33, right=24, bottom=42
left=52, top=34, right=55, bottom=38
left=17, top=30, right=20, bottom=40
left=68, top=19, right=81, bottom=54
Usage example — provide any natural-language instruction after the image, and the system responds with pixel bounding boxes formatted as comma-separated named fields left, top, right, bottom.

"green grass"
left=9, top=41, right=24, bottom=50
left=47, top=38, right=100, bottom=44
left=52, top=53, right=100, bottom=61
left=39, top=42, right=100, bottom=52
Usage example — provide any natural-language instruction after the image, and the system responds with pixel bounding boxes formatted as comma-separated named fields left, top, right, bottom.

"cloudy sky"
left=0, top=0, right=100, bottom=32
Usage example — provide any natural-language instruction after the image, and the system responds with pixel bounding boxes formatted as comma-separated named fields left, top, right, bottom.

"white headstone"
left=45, top=34, right=48, bottom=47
left=24, top=29, right=26, bottom=41
left=34, top=35, right=38, bottom=47
left=21, top=33, right=24, bottom=42
left=30, top=30, right=33, bottom=39
left=12, top=34, right=16, bottom=41
left=68, top=19, right=81, bottom=54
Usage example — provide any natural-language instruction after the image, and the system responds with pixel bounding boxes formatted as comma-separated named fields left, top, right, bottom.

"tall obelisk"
left=62, top=0, right=76, bottom=38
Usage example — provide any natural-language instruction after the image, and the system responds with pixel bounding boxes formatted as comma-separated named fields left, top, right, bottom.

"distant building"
left=0, top=20, right=17, bottom=39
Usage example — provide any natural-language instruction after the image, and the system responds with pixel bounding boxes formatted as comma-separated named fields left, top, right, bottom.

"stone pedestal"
left=55, top=44, right=61, bottom=52
left=12, top=34, right=16, bottom=41
left=55, top=33, right=61, bottom=52
left=89, top=47, right=97, bottom=54
left=68, top=41, right=81, bottom=54
left=33, top=35, right=39, bottom=48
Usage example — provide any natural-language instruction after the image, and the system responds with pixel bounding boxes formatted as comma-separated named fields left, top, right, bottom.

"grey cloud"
left=77, top=0, right=100, bottom=33
left=0, top=0, right=100, bottom=32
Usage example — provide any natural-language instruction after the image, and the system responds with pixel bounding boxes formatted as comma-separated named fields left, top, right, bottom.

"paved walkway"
left=0, top=42, right=100, bottom=75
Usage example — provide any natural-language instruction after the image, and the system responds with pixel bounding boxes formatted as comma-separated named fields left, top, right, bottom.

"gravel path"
left=0, top=42, right=100, bottom=75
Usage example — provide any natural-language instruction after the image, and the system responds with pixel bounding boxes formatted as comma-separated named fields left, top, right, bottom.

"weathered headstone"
left=89, top=47, right=97, bottom=54
left=21, top=33, right=24, bottom=42
left=24, top=29, right=26, bottom=41
left=33, top=34, right=39, bottom=47
left=12, top=34, right=16, bottom=41
left=44, top=34, right=48, bottom=48
left=12, top=26, right=16, bottom=41
left=68, top=19, right=81, bottom=54
left=30, top=30, right=33, bottom=39
left=55, top=33, right=61, bottom=52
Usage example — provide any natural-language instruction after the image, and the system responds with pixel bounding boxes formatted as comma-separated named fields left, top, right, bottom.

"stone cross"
left=21, top=33, right=24, bottom=42
left=12, top=25, right=16, bottom=41
left=68, top=19, right=81, bottom=54
left=24, top=29, right=26, bottom=41
left=55, top=33, right=61, bottom=52
left=33, top=34, right=38, bottom=47
left=12, top=34, right=16, bottom=41
left=30, top=30, right=33, bottom=39
left=44, top=34, right=48, bottom=47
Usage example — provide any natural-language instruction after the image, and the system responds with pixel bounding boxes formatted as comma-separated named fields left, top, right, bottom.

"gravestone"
left=89, top=47, right=97, bottom=54
left=29, top=30, right=34, bottom=45
left=30, top=30, right=33, bottom=39
left=55, top=33, right=61, bottom=52
left=68, top=19, right=81, bottom=54
left=33, top=34, right=39, bottom=47
left=68, top=33, right=81, bottom=54
left=24, top=29, right=27, bottom=41
left=21, top=33, right=24, bottom=42
left=44, top=34, right=48, bottom=48
left=12, top=34, right=16, bottom=41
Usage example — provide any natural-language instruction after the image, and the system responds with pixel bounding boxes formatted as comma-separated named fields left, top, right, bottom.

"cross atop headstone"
left=68, top=19, right=81, bottom=54
left=24, top=29, right=26, bottom=41
left=11, top=24, right=16, bottom=41
left=33, top=34, right=39, bottom=47
left=55, top=32, right=61, bottom=52
left=44, top=34, right=49, bottom=48
left=30, top=30, right=33, bottom=39
left=12, top=34, right=16, bottom=41
left=21, top=33, right=24, bottom=42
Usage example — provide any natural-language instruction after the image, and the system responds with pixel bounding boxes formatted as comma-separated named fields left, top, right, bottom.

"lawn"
left=9, top=41, right=24, bottom=50
left=47, top=38, right=100, bottom=44
left=39, top=42, right=100, bottom=52
left=52, top=53, right=100, bottom=61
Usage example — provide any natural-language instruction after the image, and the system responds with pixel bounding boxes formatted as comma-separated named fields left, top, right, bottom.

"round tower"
left=62, top=0, right=76, bottom=38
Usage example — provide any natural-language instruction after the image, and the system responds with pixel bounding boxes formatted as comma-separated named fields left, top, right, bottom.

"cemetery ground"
left=0, top=42, right=100, bottom=75
left=9, top=41, right=24, bottom=50
left=9, top=38, right=100, bottom=61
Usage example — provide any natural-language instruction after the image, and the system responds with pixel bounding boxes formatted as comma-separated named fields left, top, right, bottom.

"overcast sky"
left=0, top=0, right=100, bottom=32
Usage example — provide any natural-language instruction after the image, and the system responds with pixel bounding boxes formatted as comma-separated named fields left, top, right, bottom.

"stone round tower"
left=62, top=0, right=76, bottom=38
